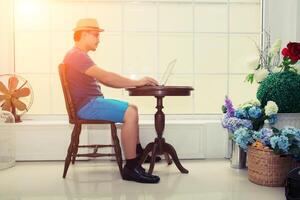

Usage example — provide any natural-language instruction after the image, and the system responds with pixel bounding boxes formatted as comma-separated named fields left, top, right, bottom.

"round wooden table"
left=126, top=86, right=194, bottom=174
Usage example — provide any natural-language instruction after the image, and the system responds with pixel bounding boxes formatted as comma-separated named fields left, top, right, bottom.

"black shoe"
left=137, top=165, right=146, bottom=172
left=136, top=165, right=160, bottom=179
left=144, top=155, right=162, bottom=163
left=122, top=165, right=160, bottom=184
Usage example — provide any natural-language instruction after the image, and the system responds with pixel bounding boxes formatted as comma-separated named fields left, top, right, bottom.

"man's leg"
left=122, top=105, right=161, bottom=163
left=121, top=104, right=160, bottom=183
left=77, top=98, right=159, bottom=183
left=121, top=104, right=139, bottom=159
left=127, top=106, right=161, bottom=163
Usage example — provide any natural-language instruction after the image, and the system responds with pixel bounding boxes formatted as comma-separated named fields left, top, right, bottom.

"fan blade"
left=8, top=76, right=19, bottom=91
left=0, top=94, right=10, bottom=101
left=12, top=98, right=27, bottom=111
left=13, top=87, right=30, bottom=98
left=0, top=81, right=9, bottom=94
left=2, top=100, right=12, bottom=111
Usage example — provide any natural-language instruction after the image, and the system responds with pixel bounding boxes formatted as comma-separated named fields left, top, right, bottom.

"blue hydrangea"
left=270, top=135, right=290, bottom=153
left=281, top=127, right=300, bottom=137
left=294, top=132, right=300, bottom=144
left=252, top=130, right=262, bottom=140
left=248, top=106, right=262, bottom=119
left=268, top=114, right=278, bottom=124
left=234, top=109, right=248, bottom=119
left=222, top=115, right=253, bottom=133
left=253, top=128, right=273, bottom=146
left=260, top=128, right=273, bottom=145
left=233, top=127, right=254, bottom=150
left=281, top=127, right=300, bottom=149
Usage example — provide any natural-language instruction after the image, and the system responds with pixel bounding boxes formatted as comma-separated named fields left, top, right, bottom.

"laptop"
left=159, top=59, right=177, bottom=86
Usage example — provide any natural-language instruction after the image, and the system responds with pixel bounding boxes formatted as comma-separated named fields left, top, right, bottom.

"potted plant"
left=245, top=37, right=300, bottom=129
left=246, top=126, right=300, bottom=187
left=222, top=96, right=300, bottom=186
left=221, top=96, right=279, bottom=168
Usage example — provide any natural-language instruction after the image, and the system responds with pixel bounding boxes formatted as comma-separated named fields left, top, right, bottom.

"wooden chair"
left=58, top=63, right=123, bottom=178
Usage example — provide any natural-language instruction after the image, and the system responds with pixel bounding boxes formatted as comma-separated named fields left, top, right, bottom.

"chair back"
left=58, top=63, right=78, bottom=123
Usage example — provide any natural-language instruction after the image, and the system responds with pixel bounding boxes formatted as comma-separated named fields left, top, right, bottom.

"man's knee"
left=124, top=104, right=139, bottom=122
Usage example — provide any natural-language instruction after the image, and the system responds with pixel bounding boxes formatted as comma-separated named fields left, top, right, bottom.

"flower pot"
left=230, top=140, right=247, bottom=169
left=248, top=145, right=292, bottom=187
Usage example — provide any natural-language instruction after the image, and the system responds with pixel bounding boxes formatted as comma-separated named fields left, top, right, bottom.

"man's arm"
left=85, top=65, right=158, bottom=88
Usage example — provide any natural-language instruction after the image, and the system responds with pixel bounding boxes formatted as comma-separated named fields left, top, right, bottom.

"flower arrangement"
left=221, top=96, right=300, bottom=158
left=255, top=41, right=300, bottom=113
left=244, top=33, right=300, bottom=113
left=221, top=96, right=278, bottom=132
left=257, top=71, right=300, bottom=113
left=245, top=32, right=300, bottom=84
left=251, top=126, right=300, bottom=158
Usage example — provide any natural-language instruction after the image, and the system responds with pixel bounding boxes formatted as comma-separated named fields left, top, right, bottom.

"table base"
left=139, top=137, right=189, bottom=174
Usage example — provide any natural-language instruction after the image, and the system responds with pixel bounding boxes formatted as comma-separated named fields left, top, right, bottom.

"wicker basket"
left=248, top=145, right=292, bottom=187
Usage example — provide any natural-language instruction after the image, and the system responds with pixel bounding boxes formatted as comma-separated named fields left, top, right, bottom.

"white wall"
left=264, top=0, right=299, bottom=45
left=0, top=119, right=228, bottom=161
left=11, top=0, right=261, bottom=115
left=0, top=0, right=14, bottom=74
left=297, top=1, right=300, bottom=41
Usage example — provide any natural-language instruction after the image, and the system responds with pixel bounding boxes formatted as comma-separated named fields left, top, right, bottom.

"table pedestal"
left=139, top=96, right=189, bottom=174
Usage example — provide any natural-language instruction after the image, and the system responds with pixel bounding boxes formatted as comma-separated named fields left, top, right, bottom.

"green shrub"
left=257, top=71, right=300, bottom=113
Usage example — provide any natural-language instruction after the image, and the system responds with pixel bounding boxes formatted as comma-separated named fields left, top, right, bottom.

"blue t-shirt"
left=63, top=47, right=103, bottom=110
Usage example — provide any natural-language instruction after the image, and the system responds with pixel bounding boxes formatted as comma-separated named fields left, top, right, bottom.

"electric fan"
left=0, top=74, right=33, bottom=122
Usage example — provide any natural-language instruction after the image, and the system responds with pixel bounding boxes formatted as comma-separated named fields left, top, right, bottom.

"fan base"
left=11, top=107, right=21, bottom=123
left=14, top=115, right=21, bottom=123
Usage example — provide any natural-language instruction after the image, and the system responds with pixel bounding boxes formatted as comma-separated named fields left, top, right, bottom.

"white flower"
left=269, top=39, right=282, bottom=56
left=238, top=99, right=261, bottom=109
left=246, top=55, right=260, bottom=70
left=254, top=69, right=269, bottom=83
left=250, top=99, right=261, bottom=107
left=265, top=101, right=278, bottom=116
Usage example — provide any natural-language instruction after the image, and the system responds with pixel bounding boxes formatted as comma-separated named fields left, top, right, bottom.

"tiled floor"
left=0, top=159, right=285, bottom=200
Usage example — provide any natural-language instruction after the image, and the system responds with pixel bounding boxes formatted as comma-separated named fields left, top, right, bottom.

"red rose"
left=281, top=42, right=300, bottom=63
left=281, top=48, right=289, bottom=57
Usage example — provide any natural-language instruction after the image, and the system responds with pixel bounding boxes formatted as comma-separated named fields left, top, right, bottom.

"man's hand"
left=85, top=65, right=159, bottom=88
left=136, top=77, right=158, bottom=87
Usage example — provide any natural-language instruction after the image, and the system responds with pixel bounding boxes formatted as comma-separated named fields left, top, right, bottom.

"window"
left=14, top=0, right=262, bottom=115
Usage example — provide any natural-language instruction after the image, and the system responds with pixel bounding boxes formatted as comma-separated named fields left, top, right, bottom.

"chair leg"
left=63, top=124, right=81, bottom=178
left=71, top=124, right=81, bottom=165
left=111, top=123, right=123, bottom=177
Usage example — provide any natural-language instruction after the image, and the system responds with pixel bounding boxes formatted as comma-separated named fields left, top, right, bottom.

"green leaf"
left=221, top=105, right=227, bottom=113
left=245, top=73, right=254, bottom=84
left=271, top=127, right=280, bottom=133
left=255, top=64, right=261, bottom=70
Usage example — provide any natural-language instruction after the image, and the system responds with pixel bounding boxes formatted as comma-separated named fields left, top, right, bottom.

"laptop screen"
left=159, top=59, right=177, bottom=86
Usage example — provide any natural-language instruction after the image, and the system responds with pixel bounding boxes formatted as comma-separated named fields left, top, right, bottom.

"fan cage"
left=0, top=74, right=34, bottom=116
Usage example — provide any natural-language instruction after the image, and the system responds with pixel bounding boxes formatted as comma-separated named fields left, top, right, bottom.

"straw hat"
left=73, top=18, right=104, bottom=32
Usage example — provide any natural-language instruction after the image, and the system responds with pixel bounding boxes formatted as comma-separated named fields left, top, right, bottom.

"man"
left=63, top=18, right=160, bottom=184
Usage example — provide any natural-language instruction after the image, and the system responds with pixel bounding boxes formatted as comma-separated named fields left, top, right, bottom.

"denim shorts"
left=77, top=96, right=129, bottom=123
